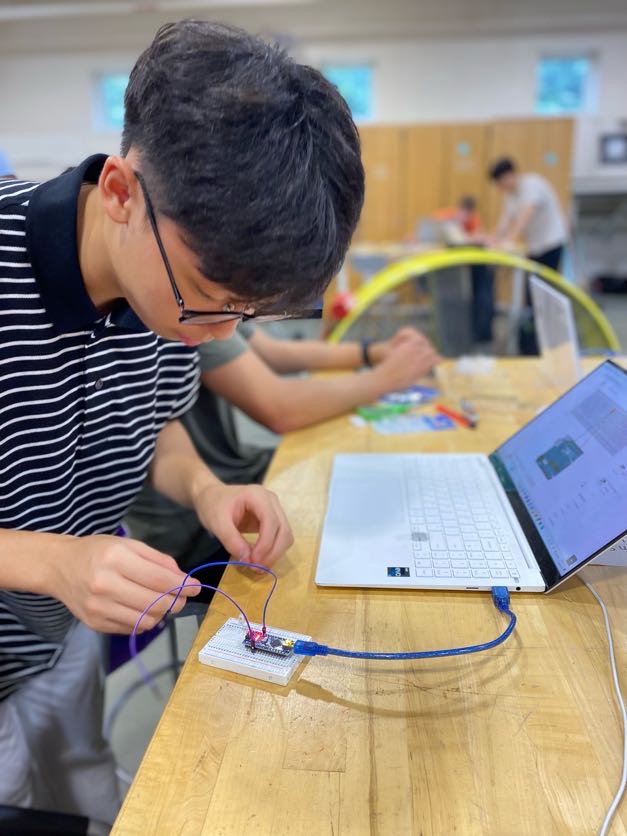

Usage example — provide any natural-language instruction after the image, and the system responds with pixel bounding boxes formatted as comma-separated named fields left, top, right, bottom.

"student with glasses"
left=0, top=20, right=364, bottom=825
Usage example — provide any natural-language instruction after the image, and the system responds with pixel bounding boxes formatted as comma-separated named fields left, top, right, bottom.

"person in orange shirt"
left=425, top=196, right=494, bottom=344
left=433, top=195, right=482, bottom=240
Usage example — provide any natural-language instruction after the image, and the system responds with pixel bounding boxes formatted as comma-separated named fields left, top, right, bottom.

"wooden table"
left=113, top=358, right=627, bottom=836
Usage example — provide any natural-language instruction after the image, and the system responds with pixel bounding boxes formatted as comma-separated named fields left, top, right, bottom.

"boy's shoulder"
left=0, top=178, right=39, bottom=214
left=0, top=178, right=39, bottom=252
left=0, top=180, right=38, bottom=275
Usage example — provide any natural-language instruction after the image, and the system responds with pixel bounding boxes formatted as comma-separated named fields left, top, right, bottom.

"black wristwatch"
left=361, top=339, right=373, bottom=367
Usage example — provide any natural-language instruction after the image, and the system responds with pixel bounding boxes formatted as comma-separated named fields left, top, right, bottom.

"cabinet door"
left=403, top=124, right=445, bottom=236
left=442, top=123, right=489, bottom=223
left=355, top=125, right=406, bottom=242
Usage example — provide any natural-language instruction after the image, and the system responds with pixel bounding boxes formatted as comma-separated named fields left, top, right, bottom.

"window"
left=322, top=64, right=373, bottom=121
left=535, top=57, right=593, bottom=115
left=93, top=73, right=129, bottom=131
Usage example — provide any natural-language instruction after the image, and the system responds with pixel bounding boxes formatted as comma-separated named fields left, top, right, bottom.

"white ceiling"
left=0, top=0, right=626, bottom=52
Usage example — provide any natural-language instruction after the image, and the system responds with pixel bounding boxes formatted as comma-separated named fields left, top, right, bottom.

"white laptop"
left=316, top=360, right=627, bottom=594
left=529, top=275, right=582, bottom=390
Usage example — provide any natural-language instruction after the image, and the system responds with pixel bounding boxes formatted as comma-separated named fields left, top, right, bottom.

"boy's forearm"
left=507, top=205, right=535, bottom=245
left=268, top=369, right=390, bottom=433
left=493, top=215, right=511, bottom=241
left=148, top=419, right=222, bottom=509
left=0, top=529, right=74, bottom=595
left=250, top=331, right=362, bottom=373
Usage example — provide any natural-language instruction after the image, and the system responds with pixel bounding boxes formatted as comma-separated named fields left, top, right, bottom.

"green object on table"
left=356, top=404, right=411, bottom=421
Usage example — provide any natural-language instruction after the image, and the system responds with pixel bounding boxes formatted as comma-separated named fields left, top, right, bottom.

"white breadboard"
left=198, top=618, right=310, bottom=686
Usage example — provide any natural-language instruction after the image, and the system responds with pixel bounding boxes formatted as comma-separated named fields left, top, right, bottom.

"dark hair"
left=122, top=20, right=364, bottom=308
left=488, top=157, right=517, bottom=181
left=458, top=195, right=476, bottom=212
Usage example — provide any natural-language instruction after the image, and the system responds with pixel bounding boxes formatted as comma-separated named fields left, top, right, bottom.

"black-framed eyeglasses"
left=134, top=171, right=322, bottom=326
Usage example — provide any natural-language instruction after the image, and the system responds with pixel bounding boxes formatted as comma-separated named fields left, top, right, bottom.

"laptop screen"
left=491, top=361, right=627, bottom=584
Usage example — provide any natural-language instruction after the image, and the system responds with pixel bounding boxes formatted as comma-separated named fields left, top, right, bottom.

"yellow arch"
left=328, top=247, right=620, bottom=352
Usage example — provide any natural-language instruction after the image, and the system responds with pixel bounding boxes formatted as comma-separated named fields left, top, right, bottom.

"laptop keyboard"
left=404, top=456, right=521, bottom=582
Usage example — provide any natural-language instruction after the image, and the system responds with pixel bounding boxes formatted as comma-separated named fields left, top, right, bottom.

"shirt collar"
left=25, top=154, right=147, bottom=333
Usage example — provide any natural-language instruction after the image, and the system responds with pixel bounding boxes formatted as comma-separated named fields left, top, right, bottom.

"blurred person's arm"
left=494, top=204, right=534, bottom=248
left=493, top=177, right=542, bottom=248
left=491, top=208, right=514, bottom=244
left=202, top=336, right=440, bottom=434
left=441, top=220, right=469, bottom=246
left=248, top=325, right=429, bottom=373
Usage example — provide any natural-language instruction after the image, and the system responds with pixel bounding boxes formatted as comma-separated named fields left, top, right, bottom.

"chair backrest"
left=106, top=625, right=166, bottom=675
left=329, top=247, right=620, bottom=354
left=0, top=803, right=107, bottom=835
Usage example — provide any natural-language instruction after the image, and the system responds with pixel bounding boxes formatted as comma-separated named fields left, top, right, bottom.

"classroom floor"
left=104, top=292, right=627, bottom=799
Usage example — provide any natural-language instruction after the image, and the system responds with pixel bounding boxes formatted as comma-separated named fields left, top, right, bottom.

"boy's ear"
left=98, top=155, right=140, bottom=225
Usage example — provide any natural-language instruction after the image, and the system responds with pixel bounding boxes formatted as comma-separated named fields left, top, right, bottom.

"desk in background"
left=113, top=358, right=627, bottom=836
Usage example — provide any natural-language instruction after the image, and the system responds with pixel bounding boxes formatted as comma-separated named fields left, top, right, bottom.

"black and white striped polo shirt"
left=0, top=156, right=199, bottom=701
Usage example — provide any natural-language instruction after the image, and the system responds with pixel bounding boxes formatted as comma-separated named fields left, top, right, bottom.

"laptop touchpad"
left=326, top=475, right=405, bottom=527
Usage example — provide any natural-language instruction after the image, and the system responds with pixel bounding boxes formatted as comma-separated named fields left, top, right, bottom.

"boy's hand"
left=387, top=326, right=427, bottom=351
left=193, top=483, right=294, bottom=568
left=51, top=536, right=200, bottom=634
left=371, top=336, right=441, bottom=393
left=369, top=326, right=433, bottom=364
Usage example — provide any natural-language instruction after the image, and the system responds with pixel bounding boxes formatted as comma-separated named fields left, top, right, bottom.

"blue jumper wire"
left=292, top=587, right=516, bottom=659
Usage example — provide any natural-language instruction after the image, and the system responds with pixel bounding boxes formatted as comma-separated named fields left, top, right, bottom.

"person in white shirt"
left=489, top=157, right=567, bottom=272
left=488, top=158, right=568, bottom=353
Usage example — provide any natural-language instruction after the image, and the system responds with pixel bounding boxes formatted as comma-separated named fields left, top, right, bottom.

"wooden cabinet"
left=354, top=125, right=406, bottom=242
left=403, top=124, right=444, bottom=237
left=354, top=117, right=573, bottom=243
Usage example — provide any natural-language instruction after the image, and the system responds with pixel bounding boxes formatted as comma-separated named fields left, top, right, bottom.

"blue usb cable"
left=293, top=586, right=516, bottom=659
